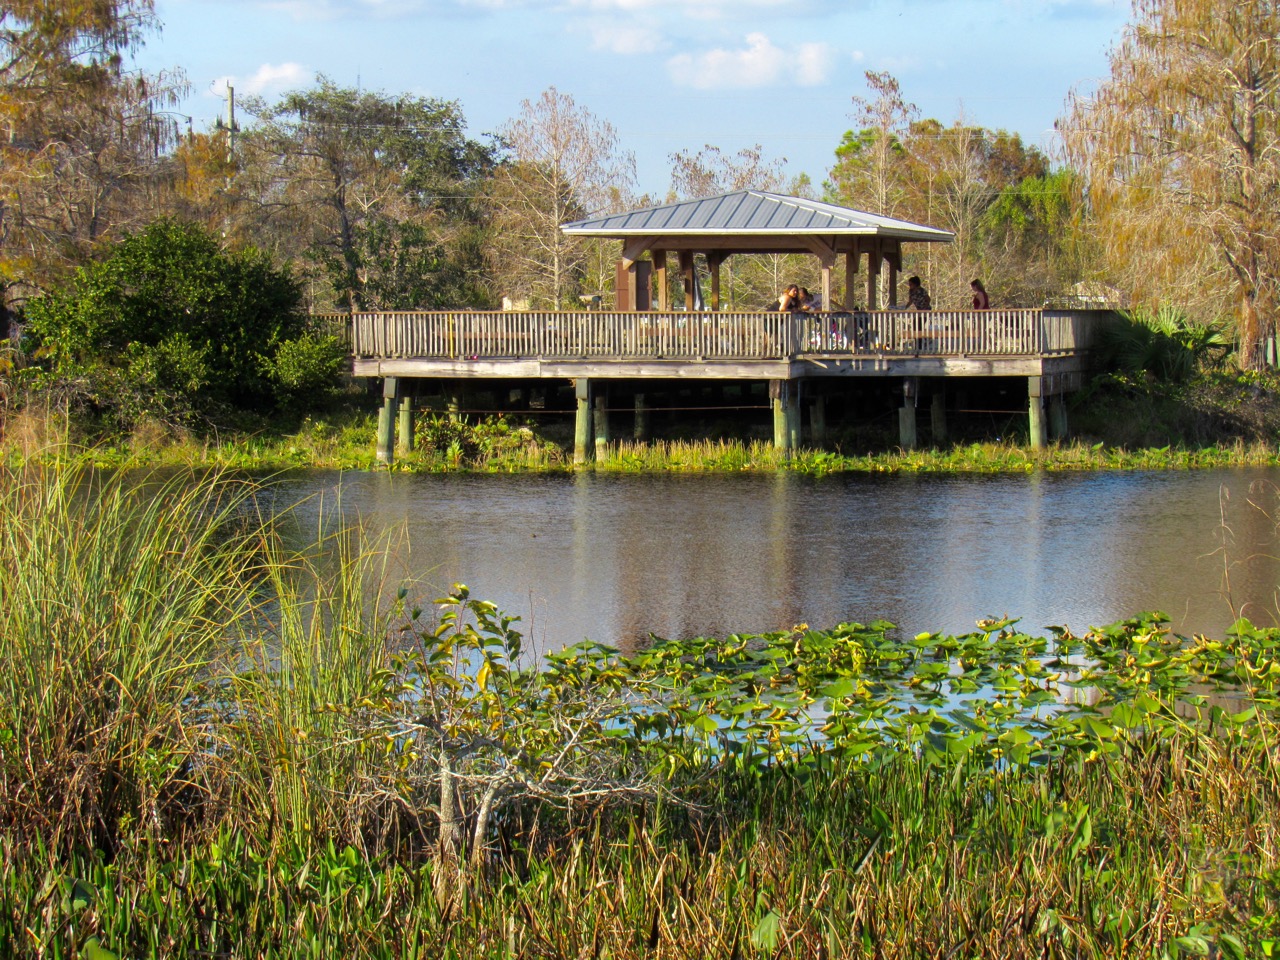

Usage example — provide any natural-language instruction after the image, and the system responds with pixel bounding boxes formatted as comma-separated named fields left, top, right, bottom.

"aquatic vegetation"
left=0, top=463, right=1276, bottom=957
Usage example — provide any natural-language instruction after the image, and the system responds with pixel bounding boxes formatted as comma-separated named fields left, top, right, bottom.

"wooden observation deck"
left=356, top=191, right=1112, bottom=462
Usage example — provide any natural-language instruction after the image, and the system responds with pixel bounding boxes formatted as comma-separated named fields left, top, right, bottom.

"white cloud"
left=211, top=62, right=310, bottom=98
left=253, top=0, right=430, bottom=19
left=565, top=0, right=799, bottom=13
left=667, top=33, right=834, bottom=89
left=584, top=21, right=665, bottom=54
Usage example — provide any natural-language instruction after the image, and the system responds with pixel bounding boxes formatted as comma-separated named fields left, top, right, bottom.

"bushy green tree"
left=237, top=78, right=495, bottom=312
left=24, top=219, right=337, bottom=425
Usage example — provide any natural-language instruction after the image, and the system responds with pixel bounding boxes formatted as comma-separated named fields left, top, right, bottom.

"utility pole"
left=216, top=85, right=238, bottom=163
left=226, top=84, right=236, bottom=161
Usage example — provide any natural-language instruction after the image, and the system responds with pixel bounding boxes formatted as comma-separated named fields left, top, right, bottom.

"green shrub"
left=265, top=333, right=347, bottom=404
left=23, top=219, right=313, bottom=425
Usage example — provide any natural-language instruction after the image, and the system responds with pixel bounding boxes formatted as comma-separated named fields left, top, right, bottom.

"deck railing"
left=352, top=309, right=1102, bottom=361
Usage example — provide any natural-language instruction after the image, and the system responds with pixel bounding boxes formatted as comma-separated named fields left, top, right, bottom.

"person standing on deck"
left=971, top=278, right=990, bottom=310
left=906, top=276, right=932, bottom=310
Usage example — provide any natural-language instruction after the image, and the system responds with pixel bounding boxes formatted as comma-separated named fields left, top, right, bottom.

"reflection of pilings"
left=768, top=472, right=803, bottom=630
left=570, top=470, right=597, bottom=644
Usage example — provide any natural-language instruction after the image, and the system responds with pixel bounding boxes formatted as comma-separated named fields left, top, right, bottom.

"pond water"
left=272, top=468, right=1280, bottom=654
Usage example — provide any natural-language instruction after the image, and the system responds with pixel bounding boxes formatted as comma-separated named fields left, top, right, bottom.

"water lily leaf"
left=750, top=910, right=781, bottom=950
left=1172, top=935, right=1210, bottom=957
left=691, top=714, right=719, bottom=735
left=820, top=678, right=857, bottom=699
left=998, top=727, right=1034, bottom=746
left=1110, top=702, right=1143, bottom=729
left=82, top=938, right=120, bottom=960
left=67, top=878, right=95, bottom=912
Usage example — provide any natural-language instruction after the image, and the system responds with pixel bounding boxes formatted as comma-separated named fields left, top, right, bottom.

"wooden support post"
left=899, top=376, right=918, bottom=451
left=1028, top=376, right=1046, bottom=450
left=771, top=380, right=791, bottom=455
left=377, top=376, right=400, bottom=464
left=446, top=389, right=461, bottom=419
left=634, top=393, right=649, bottom=441
left=398, top=394, right=414, bottom=452
left=866, top=243, right=881, bottom=311
left=652, top=250, right=668, bottom=311
left=594, top=390, right=610, bottom=458
left=1050, top=393, right=1069, bottom=441
left=930, top=390, right=947, bottom=446
left=845, top=250, right=859, bottom=310
left=678, top=250, right=695, bottom=310
left=615, top=259, right=636, bottom=311
left=574, top=378, right=593, bottom=465
left=819, top=260, right=833, bottom=312
left=708, top=253, right=725, bottom=311
left=810, top=394, right=827, bottom=448
left=886, top=244, right=901, bottom=308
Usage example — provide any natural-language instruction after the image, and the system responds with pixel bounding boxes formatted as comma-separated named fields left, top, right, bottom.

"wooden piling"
left=634, top=393, right=649, bottom=441
left=1028, top=376, right=1047, bottom=450
left=574, top=378, right=593, bottom=465
left=594, top=391, right=610, bottom=458
left=930, top=390, right=947, bottom=446
left=1050, top=393, right=1069, bottom=441
left=810, top=394, right=826, bottom=448
left=771, top=380, right=791, bottom=455
left=398, top=395, right=414, bottom=452
left=899, top=377, right=918, bottom=450
left=377, top=376, right=400, bottom=464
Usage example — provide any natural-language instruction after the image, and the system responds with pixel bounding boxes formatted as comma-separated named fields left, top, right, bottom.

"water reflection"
left=273, top=468, right=1280, bottom=654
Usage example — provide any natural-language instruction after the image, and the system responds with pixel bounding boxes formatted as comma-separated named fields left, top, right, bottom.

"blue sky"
left=141, top=0, right=1130, bottom=200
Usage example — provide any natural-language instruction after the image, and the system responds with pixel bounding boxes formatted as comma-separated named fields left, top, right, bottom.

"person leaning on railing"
left=905, top=276, right=932, bottom=311
left=776, top=284, right=802, bottom=311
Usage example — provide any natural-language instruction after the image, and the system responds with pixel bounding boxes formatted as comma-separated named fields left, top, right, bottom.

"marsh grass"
left=9, top=405, right=1280, bottom=475
left=0, top=460, right=260, bottom=850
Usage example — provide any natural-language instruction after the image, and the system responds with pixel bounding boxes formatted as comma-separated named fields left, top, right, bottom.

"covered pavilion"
left=560, top=189, right=954, bottom=311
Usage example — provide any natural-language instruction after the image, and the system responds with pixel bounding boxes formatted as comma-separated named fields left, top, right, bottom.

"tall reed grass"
left=0, top=462, right=259, bottom=849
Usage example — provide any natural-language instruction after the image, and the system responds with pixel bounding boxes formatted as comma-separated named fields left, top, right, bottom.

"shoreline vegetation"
left=0, top=460, right=1277, bottom=957
left=8, top=364, right=1280, bottom=475
left=7, top=422, right=1280, bottom=475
